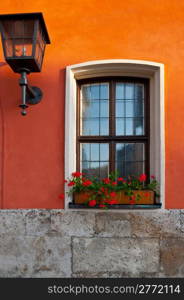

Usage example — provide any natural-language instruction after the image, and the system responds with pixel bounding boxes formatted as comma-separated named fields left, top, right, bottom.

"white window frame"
left=65, top=59, right=165, bottom=210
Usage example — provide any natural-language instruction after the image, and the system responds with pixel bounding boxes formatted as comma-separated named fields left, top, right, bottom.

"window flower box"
left=73, top=190, right=154, bottom=205
left=63, top=172, right=159, bottom=208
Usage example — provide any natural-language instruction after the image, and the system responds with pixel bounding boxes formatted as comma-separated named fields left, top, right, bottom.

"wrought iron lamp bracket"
left=19, top=69, right=43, bottom=116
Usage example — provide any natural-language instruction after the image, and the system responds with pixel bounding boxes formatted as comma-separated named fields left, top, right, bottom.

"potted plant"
left=63, top=172, right=159, bottom=208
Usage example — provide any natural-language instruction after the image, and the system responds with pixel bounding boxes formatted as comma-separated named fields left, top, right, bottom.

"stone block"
left=160, top=238, right=184, bottom=277
left=0, top=210, right=26, bottom=235
left=25, top=210, right=51, bottom=236
left=72, top=237, right=159, bottom=276
left=95, top=213, right=131, bottom=237
left=51, top=211, right=95, bottom=237
left=0, top=234, right=71, bottom=277
left=95, top=210, right=182, bottom=238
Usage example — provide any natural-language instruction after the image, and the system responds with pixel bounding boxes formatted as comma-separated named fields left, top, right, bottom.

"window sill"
left=68, top=203, right=162, bottom=209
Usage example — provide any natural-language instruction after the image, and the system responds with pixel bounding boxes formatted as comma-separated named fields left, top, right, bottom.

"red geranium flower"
left=82, top=180, right=92, bottom=186
left=108, top=199, right=118, bottom=205
left=72, top=172, right=82, bottom=177
left=88, top=199, right=96, bottom=207
left=110, top=191, right=117, bottom=198
left=103, top=178, right=111, bottom=184
left=99, top=204, right=106, bottom=208
left=139, top=174, right=146, bottom=182
left=58, top=193, right=64, bottom=199
left=151, top=175, right=155, bottom=179
left=129, top=199, right=135, bottom=205
left=68, top=181, right=75, bottom=186
left=64, top=179, right=68, bottom=183
left=117, top=177, right=123, bottom=181
left=112, top=181, right=117, bottom=186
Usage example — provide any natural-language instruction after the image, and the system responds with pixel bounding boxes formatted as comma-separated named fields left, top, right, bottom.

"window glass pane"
left=82, top=119, right=99, bottom=135
left=100, top=84, right=109, bottom=99
left=100, top=144, right=109, bottom=161
left=116, top=101, right=124, bottom=117
left=90, top=162, right=100, bottom=177
left=80, top=83, right=109, bottom=136
left=82, top=101, right=99, bottom=118
left=134, top=118, right=144, bottom=135
left=80, top=143, right=109, bottom=179
left=91, top=144, right=99, bottom=161
left=81, top=85, right=91, bottom=101
left=116, top=83, right=124, bottom=99
left=81, top=143, right=90, bottom=161
left=116, top=118, right=125, bottom=135
left=126, top=118, right=133, bottom=135
left=126, top=101, right=134, bottom=117
left=135, top=83, right=144, bottom=99
left=125, top=84, right=134, bottom=99
left=115, top=143, right=145, bottom=178
left=100, top=118, right=109, bottom=135
left=91, top=84, right=100, bottom=100
left=135, top=101, right=144, bottom=117
left=116, top=143, right=125, bottom=161
left=115, top=82, right=145, bottom=136
left=100, top=162, right=109, bottom=178
left=100, top=100, right=109, bottom=117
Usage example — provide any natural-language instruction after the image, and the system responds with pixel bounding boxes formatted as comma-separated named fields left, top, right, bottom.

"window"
left=65, top=60, right=165, bottom=209
left=77, top=78, right=150, bottom=179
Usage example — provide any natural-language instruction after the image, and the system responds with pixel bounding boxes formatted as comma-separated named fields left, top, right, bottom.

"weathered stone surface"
left=0, top=210, right=26, bottom=235
left=0, top=209, right=184, bottom=277
left=180, top=211, right=184, bottom=232
left=160, top=238, right=184, bottom=277
left=0, top=234, right=71, bottom=277
left=51, top=211, right=95, bottom=237
left=25, top=210, right=51, bottom=236
left=72, top=237, right=159, bottom=276
left=95, top=213, right=131, bottom=237
left=95, top=210, right=182, bottom=238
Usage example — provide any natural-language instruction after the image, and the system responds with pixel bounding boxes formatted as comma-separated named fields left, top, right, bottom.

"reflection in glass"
left=100, top=118, right=109, bottom=135
left=81, top=83, right=109, bottom=136
left=91, top=85, right=99, bottom=100
left=116, top=118, right=125, bottom=135
left=100, top=84, right=109, bottom=99
left=80, top=143, right=109, bottom=179
left=82, top=119, right=99, bottom=135
left=100, top=162, right=109, bottom=178
left=91, top=144, right=99, bottom=161
left=125, top=84, right=134, bottom=99
left=135, top=118, right=144, bottom=135
left=126, top=101, right=134, bottom=117
left=115, top=82, right=145, bottom=136
left=126, top=118, right=133, bottom=135
left=135, top=84, right=144, bottom=99
left=100, top=100, right=109, bottom=117
left=115, top=143, right=145, bottom=178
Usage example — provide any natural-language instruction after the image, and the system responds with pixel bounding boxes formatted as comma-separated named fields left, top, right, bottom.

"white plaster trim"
left=65, top=59, right=165, bottom=211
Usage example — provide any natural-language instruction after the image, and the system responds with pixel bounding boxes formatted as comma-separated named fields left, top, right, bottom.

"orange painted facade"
left=0, top=0, right=183, bottom=208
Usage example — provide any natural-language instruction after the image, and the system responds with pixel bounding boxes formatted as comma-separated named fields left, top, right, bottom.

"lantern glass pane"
left=35, top=24, right=46, bottom=67
left=1, top=19, right=34, bottom=58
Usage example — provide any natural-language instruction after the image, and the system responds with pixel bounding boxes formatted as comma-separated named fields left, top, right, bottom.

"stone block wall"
left=0, top=210, right=184, bottom=277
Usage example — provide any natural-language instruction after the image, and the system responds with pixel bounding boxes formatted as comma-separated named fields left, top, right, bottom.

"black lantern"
left=0, top=12, right=50, bottom=115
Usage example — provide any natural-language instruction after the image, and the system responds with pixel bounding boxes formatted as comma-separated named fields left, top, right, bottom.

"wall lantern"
left=0, top=12, right=51, bottom=115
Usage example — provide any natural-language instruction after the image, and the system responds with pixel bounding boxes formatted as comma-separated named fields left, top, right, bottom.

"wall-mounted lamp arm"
left=19, top=71, right=43, bottom=116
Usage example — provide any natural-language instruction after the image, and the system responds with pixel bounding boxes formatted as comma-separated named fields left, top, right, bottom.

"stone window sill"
left=69, top=203, right=162, bottom=209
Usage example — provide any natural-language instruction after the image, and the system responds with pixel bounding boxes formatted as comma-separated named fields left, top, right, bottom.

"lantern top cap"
left=0, top=12, right=51, bottom=44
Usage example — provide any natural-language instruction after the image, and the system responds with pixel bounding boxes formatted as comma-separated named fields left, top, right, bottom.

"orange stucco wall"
left=0, top=0, right=183, bottom=208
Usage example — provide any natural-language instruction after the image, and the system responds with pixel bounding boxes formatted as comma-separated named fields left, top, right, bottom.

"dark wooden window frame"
left=76, top=77, right=150, bottom=179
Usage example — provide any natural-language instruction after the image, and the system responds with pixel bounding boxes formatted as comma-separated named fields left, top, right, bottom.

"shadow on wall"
left=0, top=62, right=6, bottom=67
left=0, top=61, right=6, bottom=208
